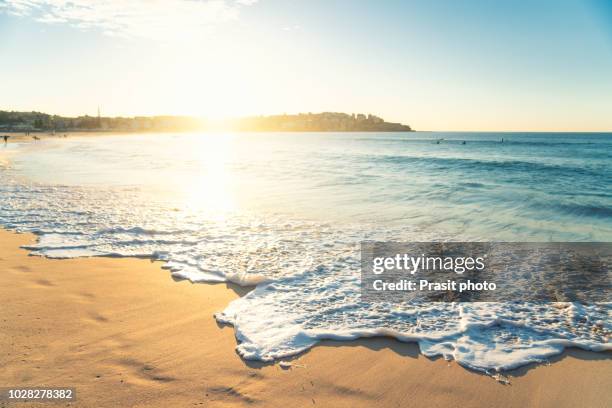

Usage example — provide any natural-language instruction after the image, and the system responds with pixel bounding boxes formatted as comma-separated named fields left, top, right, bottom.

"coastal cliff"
left=0, top=110, right=412, bottom=132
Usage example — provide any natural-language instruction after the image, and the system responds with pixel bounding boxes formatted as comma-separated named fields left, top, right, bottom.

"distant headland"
left=0, top=110, right=412, bottom=132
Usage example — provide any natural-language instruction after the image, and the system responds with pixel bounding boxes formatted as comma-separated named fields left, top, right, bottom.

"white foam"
left=217, top=278, right=610, bottom=371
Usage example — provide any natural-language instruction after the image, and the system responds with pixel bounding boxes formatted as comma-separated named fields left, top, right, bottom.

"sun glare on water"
left=177, top=134, right=238, bottom=216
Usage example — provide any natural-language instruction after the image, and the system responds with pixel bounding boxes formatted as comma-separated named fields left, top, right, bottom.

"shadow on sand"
left=239, top=333, right=611, bottom=380
left=170, top=273, right=255, bottom=297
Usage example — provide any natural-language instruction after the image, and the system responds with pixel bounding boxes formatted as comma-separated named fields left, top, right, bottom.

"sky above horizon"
left=1, top=0, right=611, bottom=131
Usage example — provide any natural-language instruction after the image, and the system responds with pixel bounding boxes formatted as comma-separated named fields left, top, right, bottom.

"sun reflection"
left=179, top=133, right=237, bottom=217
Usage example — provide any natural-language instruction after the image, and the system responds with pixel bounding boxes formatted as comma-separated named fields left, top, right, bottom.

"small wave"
left=374, top=155, right=607, bottom=179
left=547, top=203, right=612, bottom=219
left=96, top=226, right=189, bottom=235
left=456, top=182, right=487, bottom=189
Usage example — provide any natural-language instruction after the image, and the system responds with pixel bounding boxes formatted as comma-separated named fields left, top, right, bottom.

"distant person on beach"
left=3, top=135, right=8, bottom=144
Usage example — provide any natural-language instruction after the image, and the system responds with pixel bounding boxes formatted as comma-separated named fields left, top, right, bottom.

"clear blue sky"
left=1, top=0, right=611, bottom=130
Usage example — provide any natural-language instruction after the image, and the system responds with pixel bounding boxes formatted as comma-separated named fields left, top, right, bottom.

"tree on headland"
left=0, top=110, right=412, bottom=132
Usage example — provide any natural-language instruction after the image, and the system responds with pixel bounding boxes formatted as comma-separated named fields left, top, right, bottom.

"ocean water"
left=0, top=132, right=610, bottom=372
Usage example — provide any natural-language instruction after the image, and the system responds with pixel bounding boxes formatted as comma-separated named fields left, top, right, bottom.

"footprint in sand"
left=112, top=358, right=176, bottom=386
left=69, top=291, right=97, bottom=304
left=206, top=386, right=257, bottom=404
left=34, top=278, right=54, bottom=287
left=86, top=312, right=109, bottom=323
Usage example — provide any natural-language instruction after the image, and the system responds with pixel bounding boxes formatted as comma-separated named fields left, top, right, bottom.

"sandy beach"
left=1, top=229, right=610, bottom=408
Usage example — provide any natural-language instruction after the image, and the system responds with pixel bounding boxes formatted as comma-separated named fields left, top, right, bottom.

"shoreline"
left=1, top=228, right=611, bottom=407
left=0, top=129, right=415, bottom=142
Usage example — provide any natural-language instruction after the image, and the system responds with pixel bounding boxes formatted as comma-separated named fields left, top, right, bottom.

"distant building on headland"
left=0, top=110, right=412, bottom=132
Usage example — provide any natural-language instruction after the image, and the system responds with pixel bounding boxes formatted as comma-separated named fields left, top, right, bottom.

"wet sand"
left=1, top=229, right=610, bottom=407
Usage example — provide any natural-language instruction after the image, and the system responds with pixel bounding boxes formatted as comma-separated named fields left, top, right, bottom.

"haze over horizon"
left=1, top=0, right=612, bottom=131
